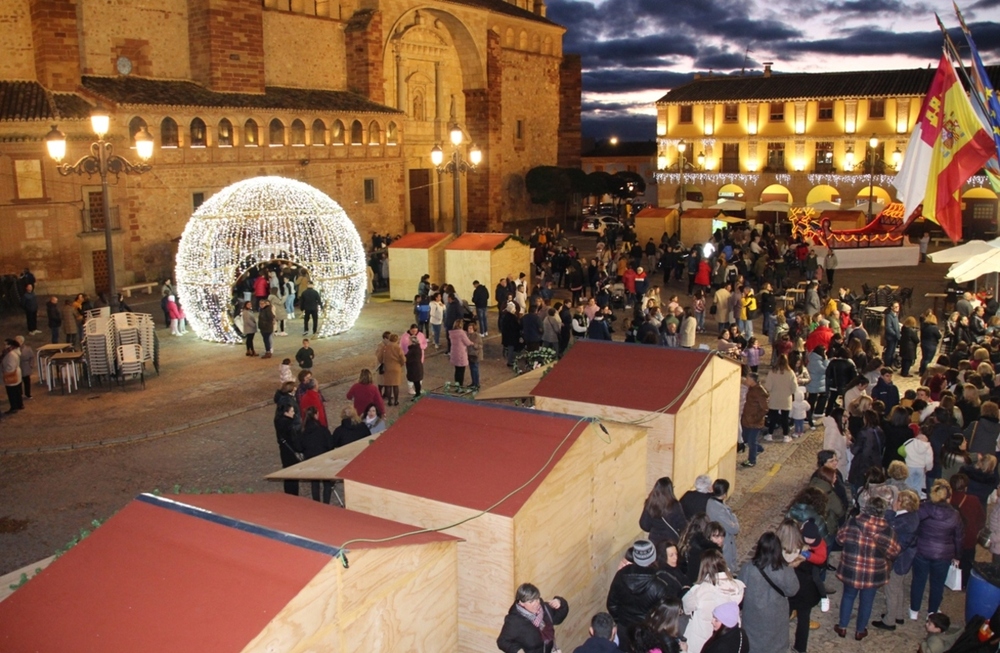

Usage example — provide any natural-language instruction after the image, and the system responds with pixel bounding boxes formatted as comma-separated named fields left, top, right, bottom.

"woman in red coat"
left=298, top=378, right=328, bottom=427
left=346, top=368, right=385, bottom=416
left=694, top=258, right=711, bottom=290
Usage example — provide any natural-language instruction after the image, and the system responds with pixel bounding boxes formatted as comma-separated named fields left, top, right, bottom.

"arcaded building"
left=0, top=0, right=580, bottom=295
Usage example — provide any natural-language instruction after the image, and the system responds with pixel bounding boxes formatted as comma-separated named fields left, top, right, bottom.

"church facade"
left=0, top=0, right=579, bottom=294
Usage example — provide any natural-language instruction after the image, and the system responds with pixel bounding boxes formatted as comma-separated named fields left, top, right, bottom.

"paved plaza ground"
left=0, top=240, right=983, bottom=651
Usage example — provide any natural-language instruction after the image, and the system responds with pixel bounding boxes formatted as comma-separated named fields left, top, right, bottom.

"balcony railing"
left=81, top=206, right=121, bottom=233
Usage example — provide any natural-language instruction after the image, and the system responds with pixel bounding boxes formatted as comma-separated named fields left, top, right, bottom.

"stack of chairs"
left=116, top=343, right=145, bottom=389
left=83, top=315, right=115, bottom=386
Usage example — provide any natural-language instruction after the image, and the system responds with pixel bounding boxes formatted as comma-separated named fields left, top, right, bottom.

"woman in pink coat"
left=166, top=295, right=187, bottom=335
left=448, top=319, right=474, bottom=387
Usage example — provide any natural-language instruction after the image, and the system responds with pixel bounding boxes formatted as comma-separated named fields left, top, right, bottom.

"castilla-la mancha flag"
left=894, top=54, right=997, bottom=243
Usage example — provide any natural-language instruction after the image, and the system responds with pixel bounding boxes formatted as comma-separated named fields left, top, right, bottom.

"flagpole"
left=934, top=13, right=994, bottom=123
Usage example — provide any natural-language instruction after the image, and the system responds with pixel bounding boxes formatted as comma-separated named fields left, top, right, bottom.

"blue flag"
left=955, top=2, right=1000, bottom=191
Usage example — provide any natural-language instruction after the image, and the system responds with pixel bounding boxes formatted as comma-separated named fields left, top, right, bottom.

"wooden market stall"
left=388, top=232, right=455, bottom=301
left=679, top=207, right=728, bottom=245
left=633, top=207, right=679, bottom=244
left=339, top=396, right=647, bottom=653
left=444, top=233, right=530, bottom=300
left=531, top=340, right=742, bottom=495
left=0, top=493, right=459, bottom=653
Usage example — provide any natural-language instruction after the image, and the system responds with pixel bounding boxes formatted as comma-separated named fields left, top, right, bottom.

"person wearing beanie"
left=701, top=602, right=746, bottom=653
left=606, top=540, right=670, bottom=651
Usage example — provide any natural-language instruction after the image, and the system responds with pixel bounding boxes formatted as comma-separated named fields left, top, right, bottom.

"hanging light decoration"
left=175, top=176, right=367, bottom=344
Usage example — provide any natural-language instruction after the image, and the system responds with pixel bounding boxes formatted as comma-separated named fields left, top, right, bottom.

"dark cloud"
left=577, top=36, right=695, bottom=69
left=775, top=22, right=1000, bottom=58
left=968, top=0, right=1000, bottom=10
left=582, top=113, right=656, bottom=141
left=694, top=50, right=758, bottom=71
left=583, top=69, right=694, bottom=95
left=822, top=0, right=922, bottom=15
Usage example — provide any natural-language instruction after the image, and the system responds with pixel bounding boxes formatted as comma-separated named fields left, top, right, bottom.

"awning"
left=473, top=363, right=554, bottom=401
left=928, top=239, right=1000, bottom=264
left=266, top=432, right=383, bottom=481
left=715, top=215, right=746, bottom=224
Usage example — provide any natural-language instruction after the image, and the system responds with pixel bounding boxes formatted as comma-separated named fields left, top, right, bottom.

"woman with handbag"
left=909, top=480, right=963, bottom=621
left=639, top=477, right=688, bottom=549
left=739, top=531, right=799, bottom=653
left=949, top=474, right=986, bottom=587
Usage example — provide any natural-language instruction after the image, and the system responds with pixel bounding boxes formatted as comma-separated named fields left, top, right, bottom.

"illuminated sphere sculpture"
left=175, top=176, right=366, bottom=344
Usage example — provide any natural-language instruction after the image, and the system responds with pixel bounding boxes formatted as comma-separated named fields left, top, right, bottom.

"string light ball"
left=175, top=176, right=367, bottom=344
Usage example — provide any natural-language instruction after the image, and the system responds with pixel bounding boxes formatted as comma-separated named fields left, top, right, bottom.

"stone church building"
left=0, top=0, right=580, bottom=295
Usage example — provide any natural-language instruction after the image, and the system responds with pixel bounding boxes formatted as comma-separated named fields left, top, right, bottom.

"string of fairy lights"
left=175, top=176, right=367, bottom=344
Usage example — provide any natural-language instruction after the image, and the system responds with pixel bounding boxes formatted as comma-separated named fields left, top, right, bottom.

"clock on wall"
left=116, top=56, right=133, bottom=76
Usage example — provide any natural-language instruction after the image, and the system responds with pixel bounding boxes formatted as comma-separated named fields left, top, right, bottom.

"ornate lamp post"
left=431, top=124, right=481, bottom=236
left=697, top=151, right=705, bottom=171
left=677, top=141, right=687, bottom=206
left=866, top=133, right=879, bottom=222
left=46, top=111, right=153, bottom=312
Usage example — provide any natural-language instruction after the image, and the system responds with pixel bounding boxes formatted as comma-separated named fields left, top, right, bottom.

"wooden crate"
left=388, top=232, right=455, bottom=302
left=0, top=493, right=458, bottom=653
left=340, top=397, right=647, bottom=653
left=532, top=340, right=742, bottom=495
left=444, top=234, right=530, bottom=303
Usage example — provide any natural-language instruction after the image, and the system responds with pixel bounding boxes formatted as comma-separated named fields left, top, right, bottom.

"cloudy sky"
left=546, top=0, right=1000, bottom=142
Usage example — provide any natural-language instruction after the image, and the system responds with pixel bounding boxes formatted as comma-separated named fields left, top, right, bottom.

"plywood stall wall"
left=489, top=241, right=530, bottom=292
left=242, top=542, right=458, bottom=653
left=445, top=249, right=490, bottom=304
left=673, top=356, right=742, bottom=492
left=533, top=396, right=667, bottom=492
left=634, top=210, right=678, bottom=245
left=513, top=423, right=648, bottom=648
left=345, top=486, right=514, bottom=653
left=388, top=233, right=454, bottom=302
left=681, top=218, right=713, bottom=248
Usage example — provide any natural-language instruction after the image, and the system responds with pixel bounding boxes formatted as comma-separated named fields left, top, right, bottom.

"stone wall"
left=558, top=54, right=581, bottom=169
left=29, top=0, right=81, bottom=91
left=77, top=0, right=190, bottom=79
left=188, top=0, right=266, bottom=93
left=0, top=0, right=36, bottom=80
left=262, top=10, right=347, bottom=90
left=345, top=9, right=385, bottom=103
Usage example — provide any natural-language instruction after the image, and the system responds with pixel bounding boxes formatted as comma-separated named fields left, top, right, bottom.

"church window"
left=269, top=118, right=285, bottom=146
left=312, top=119, right=326, bottom=145
left=413, top=93, right=425, bottom=121
left=350, top=120, right=363, bottom=145
left=218, top=119, right=233, bottom=147
left=160, top=117, right=179, bottom=148
left=290, top=119, right=306, bottom=146
left=387, top=122, right=398, bottom=145
left=244, top=119, right=259, bottom=147
left=190, top=118, right=207, bottom=147
left=331, top=120, right=345, bottom=145
left=129, top=117, right=147, bottom=144
left=369, top=121, right=381, bottom=145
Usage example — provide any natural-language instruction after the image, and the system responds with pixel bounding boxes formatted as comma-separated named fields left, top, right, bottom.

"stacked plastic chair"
left=83, top=315, right=115, bottom=385
left=116, top=343, right=145, bottom=389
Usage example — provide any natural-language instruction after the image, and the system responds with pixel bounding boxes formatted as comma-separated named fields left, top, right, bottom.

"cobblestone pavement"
left=0, top=241, right=980, bottom=652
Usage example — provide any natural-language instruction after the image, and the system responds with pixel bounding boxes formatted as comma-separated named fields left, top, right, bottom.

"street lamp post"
left=866, top=133, right=878, bottom=223
left=46, top=112, right=153, bottom=312
left=431, top=124, right=481, bottom=236
left=677, top=141, right=687, bottom=206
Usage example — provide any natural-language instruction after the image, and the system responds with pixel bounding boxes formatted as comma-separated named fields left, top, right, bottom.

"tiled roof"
left=444, top=0, right=558, bottom=26
left=0, top=81, right=92, bottom=122
left=658, top=64, right=1000, bottom=104
left=81, top=76, right=402, bottom=114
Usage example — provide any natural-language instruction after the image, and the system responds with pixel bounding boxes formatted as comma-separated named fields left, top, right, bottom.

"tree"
left=585, top=171, right=614, bottom=205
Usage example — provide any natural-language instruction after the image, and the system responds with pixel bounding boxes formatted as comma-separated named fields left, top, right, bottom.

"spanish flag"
left=894, top=54, right=997, bottom=243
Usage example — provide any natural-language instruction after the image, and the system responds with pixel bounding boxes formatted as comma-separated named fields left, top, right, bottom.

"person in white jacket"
left=901, top=429, right=934, bottom=498
left=682, top=549, right=746, bottom=653
left=428, top=293, right=445, bottom=348
left=791, top=386, right=811, bottom=440
left=823, top=406, right=850, bottom=477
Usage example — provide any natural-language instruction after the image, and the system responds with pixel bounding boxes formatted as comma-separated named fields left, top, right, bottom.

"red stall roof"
left=0, top=493, right=456, bottom=653
left=531, top=340, right=716, bottom=414
left=339, top=397, right=587, bottom=517
left=388, top=232, right=452, bottom=249
left=445, top=233, right=512, bottom=251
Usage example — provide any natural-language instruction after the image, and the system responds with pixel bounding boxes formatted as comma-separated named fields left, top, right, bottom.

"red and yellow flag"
left=894, top=54, right=997, bottom=243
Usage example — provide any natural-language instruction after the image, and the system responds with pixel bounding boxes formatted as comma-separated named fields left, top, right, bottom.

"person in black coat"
left=497, top=582, right=569, bottom=653
left=300, top=406, right=334, bottom=503
left=606, top=540, right=669, bottom=651
left=331, top=406, right=371, bottom=448
left=919, top=314, right=942, bottom=376
left=274, top=403, right=301, bottom=496
left=678, top=516, right=724, bottom=586
left=640, top=477, right=689, bottom=548
left=701, top=602, right=747, bottom=653
left=680, top=476, right=713, bottom=519
left=899, top=317, right=920, bottom=377
left=500, top=305, right=522, bottom=367
left=522, top=307, right=544, bottom=351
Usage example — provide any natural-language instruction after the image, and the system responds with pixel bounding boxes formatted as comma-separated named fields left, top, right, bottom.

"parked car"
left=580, top=215, right=621, bottom=236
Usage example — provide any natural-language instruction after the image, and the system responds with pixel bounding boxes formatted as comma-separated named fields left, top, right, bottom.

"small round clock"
left=116, top=56, right=133, bottom=76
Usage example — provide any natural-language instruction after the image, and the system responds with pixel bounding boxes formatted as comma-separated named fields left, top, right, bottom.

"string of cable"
left=332, top=351, right=719, bottom=568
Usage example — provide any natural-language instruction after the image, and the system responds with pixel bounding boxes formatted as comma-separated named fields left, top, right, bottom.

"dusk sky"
left=545, top=0, right=1000, bottom=142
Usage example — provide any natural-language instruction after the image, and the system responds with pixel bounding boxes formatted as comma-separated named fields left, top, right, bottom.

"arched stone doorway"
left=717, top=183, right=745, bottom=200
left=175, top=177, right=367, bottom=344
left=963, top=187, right=1000, bottom=239
left=386, top=9, right=485, bottom=233
left=806, top=184, right=841, bottom=205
